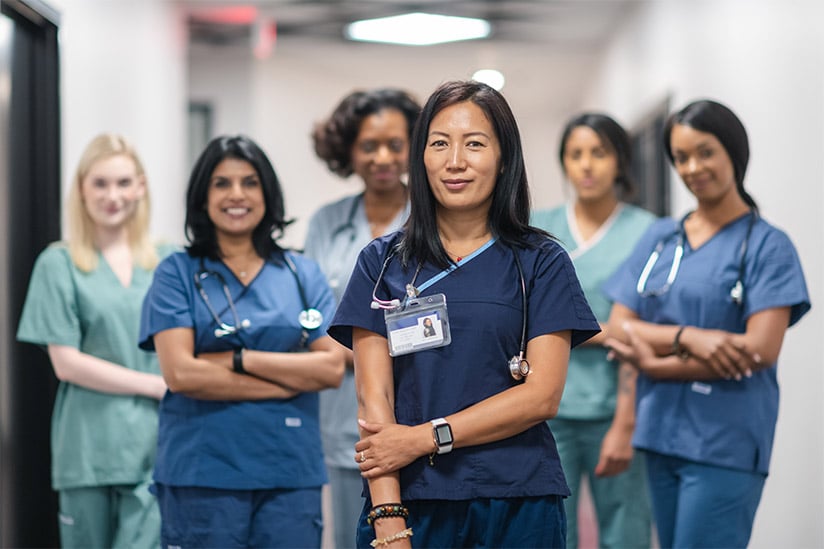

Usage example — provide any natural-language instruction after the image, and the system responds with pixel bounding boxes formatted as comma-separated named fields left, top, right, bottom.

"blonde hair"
left=67, top=133, right=158, bottom=272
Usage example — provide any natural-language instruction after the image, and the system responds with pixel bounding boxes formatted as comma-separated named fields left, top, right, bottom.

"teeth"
left=225, top=208, right=248, bottom=215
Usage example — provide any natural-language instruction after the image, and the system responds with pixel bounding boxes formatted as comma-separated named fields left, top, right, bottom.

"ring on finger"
left=359, top=451, right=366, bottom=463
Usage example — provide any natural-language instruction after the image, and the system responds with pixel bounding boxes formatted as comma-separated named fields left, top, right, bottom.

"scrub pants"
left=356, top=495, right=566, bottom=548
left=644, top=451, right=766, bottom=548
left=328, top=465, right=364, bottom=549
left=58, top=481, right=160, bottom=549
left=155, top=484, right=322, bottom=548
left=551, top=418, right=651, bottom=549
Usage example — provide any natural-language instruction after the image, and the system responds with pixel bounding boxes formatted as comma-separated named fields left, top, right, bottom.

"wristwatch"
left=430, top=418, right=453, bottom=454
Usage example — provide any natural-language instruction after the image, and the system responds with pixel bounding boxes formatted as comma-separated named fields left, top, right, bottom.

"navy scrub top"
left=329, top=232, right=600, bottom=501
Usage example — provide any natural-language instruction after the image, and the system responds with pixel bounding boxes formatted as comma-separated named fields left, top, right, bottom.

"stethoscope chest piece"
left=299, top=308, right=323, bottom=330
left=509, top=354, right=530, bottom=381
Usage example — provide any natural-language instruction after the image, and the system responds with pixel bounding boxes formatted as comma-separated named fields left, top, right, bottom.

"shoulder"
left=750, top=217, right=800, bottom=256
left=530, top=204, right=566, bottom=229
left=154, top=240, right=183, bottom=259
left=619, top=204, right=657, bottom=225
left=308, top=193, right=360, bottom=224
left=32, top=241, right=74, bottom=272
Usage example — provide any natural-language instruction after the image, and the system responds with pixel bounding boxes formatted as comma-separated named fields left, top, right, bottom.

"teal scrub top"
left=531, top=203, right=655, bottom=419
left=17, top=242, right=174, bottom=490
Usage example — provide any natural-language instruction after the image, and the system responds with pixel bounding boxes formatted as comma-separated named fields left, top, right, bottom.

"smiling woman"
left=139, top=134, right=345, bottom=548
left=16, top=134, right=170, bottom=548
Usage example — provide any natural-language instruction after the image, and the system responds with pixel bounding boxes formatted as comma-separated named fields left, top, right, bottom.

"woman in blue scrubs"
left=139, top=135, right=346, bottom=548
left=603, top=100, right=810, bottom=548
left=306, top=88, right=419, bottom=549
left=329, top=80, right=600, bottom=548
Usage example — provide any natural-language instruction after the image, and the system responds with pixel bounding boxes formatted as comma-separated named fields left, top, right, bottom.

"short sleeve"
left=527, top=240, right=600, bottom=348
left=289, top=252, right=338, bottom=345
left=138, top=254, right=193, bottom=350
left=17, top=245, right=82, bottom=349
left=327, top=235, right=397, bottom=349
left=744, top=226, right=810, bottom=326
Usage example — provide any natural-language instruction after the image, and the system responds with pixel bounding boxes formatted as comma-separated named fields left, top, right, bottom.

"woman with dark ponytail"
left=603, top=99, right=810, bottom=548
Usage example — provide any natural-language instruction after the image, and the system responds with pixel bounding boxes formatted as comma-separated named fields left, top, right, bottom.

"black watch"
left=430, top=417, right=453, bottom=454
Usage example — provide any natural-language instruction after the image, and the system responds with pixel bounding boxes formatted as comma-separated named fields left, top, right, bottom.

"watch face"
left=435, top=423, right=453, bottom=445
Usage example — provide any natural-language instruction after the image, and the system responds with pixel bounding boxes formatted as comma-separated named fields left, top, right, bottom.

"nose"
left=374, top=144, right=392, bottom=164
left=579, top=153, right=592, bottom=171
left=685, top=156, right=699, bottom=174
left=447, top=147, right=466, bottom=170
left=228, top=181, right=245, bottom=198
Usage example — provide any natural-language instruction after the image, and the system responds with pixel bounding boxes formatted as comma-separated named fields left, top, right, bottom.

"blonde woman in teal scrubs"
left=531, top=113, right=654, bottom=549
left=17, top=134, right=171, bottom=549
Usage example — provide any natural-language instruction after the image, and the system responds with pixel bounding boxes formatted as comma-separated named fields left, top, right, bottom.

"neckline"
left=566, top=201, right=624, bottom=260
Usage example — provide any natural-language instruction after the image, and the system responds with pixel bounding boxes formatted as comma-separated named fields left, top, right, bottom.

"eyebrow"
left=428, top=130, right=490, bottom=138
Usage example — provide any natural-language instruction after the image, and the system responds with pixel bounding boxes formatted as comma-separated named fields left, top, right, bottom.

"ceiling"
left=184, top=0, right=641, bottom=50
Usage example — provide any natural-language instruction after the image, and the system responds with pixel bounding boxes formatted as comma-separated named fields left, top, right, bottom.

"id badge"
left=384, top=293, right=452, bottom=357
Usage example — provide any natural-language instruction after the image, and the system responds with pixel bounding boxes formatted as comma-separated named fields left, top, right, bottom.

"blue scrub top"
left=139, top=250, right=336, bottom=490
left=329, top=232, right=600, bottom=501
left=604, top=213, right=810, bottom=474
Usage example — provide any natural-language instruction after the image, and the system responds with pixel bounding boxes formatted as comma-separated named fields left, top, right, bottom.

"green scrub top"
left=531, top=203, right=655, bottom=419
left=17, top=242, right=174, bottom=490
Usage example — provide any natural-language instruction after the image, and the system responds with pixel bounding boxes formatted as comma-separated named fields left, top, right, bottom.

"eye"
left=117, top=177, right=134, bottom=188
left=593, top=148, right=608, bottom=159
left=466, top=140, right=485, bottom=149
left=389, top=139, right=406, bottom=153
left=428, top=139, right=448, bottom=148
left=673, top=153, right=688, bottom=165
left=210, top=177, right=230, bottom=188
left=699, top=148, right=714, bottom=159
left=242, top=176, right=260, bottom=188
left=358, top=141, right=377, bottom=153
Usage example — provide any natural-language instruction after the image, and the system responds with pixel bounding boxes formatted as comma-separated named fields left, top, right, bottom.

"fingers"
left=594, top=456, right=630, bottom=478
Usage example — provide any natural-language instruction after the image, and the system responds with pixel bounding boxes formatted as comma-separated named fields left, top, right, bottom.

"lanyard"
left=411, top=237, right=497, bottom=295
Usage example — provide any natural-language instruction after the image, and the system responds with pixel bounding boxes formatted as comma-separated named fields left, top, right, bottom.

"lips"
left=443, top=179, right=470, bottom=190
left=224, top=207, right=250, bottom=217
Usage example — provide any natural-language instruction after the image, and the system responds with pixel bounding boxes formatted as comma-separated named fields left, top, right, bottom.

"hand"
left=354, top=419, right=430, bottom=478
left=680, top=327, right=760, bottom=380
left=606, top=323, right=655, bottom=368
left=594, top=423, right=633, bottom=477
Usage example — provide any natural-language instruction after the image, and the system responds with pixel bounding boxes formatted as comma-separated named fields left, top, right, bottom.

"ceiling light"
left=472, top=69, right=505, bottom=91
left=345, top=12, right=491, bottom=46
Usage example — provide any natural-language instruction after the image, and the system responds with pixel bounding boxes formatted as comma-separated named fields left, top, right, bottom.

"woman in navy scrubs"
left=329, top=80, right=599, bottom=548
left=604, top=100, right=810, bottom=548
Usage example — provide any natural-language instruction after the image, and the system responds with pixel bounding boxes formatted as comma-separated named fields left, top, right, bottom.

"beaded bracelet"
left=370, top=527, right=413, bottom=547
left=366, top=503, right=409, bottom=526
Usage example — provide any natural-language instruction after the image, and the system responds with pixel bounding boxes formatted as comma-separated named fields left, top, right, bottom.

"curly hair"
left=312, top=88, right=420, bottom=178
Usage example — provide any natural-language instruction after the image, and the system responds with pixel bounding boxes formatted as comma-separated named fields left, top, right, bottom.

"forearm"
left=48, top=345, right=166, bottom=400
left=611, top=362, right=637, bottom=430
left=616, top=319, right=680, bottom=356
left=243, top=346, right=345, bottom=392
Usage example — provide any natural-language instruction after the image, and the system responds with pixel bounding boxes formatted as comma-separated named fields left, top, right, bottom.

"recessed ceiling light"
left=472, top=69, right=505, bottom=91
left=346, top=12, right=491, bottom=46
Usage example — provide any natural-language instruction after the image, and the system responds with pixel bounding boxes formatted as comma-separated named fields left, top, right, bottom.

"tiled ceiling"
left=185, top=0, right=640, bottom=49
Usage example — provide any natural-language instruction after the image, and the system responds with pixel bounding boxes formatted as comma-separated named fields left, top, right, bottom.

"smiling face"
left=80, top=153, right=145, bottom=231
left=351, top=108, right=410, bottom=194
left=669, top=123, right=737, bottom=206
left=423, top=101, right=501, bottom=217
left=562, top=126, right=619, bottom=204
left=206, top=157, right=266, bottom=241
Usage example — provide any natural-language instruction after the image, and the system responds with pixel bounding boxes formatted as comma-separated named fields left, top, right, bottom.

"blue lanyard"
left=415, top=237, right=497, bottom=293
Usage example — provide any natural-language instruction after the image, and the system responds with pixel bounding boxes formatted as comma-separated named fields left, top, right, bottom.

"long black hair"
left=559, top=112, right=636, bottom=198
left=663, top=99, right=758, bottom=211
left=399, top=80, right=548, bottom=269
left=185, top=135, right=292, bottom=259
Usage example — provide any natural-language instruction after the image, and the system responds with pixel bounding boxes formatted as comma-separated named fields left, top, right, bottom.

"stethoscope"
left=328, top=192, right=364, bottom=243
left=636, top=210, right=757, bottom=306
left=194, top=252, right=323, bottom=346
left=371, top=243, right=531, bottom=381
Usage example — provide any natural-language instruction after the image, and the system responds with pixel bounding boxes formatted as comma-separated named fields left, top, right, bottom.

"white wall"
left=54, top=0, right=188, bottom=244
left=581, top=1, right=823, bottom=547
